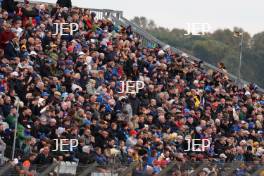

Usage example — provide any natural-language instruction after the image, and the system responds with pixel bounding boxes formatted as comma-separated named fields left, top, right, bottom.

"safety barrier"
left=0, top=161, right=133, bottom=175
left=55, top=161, right=78, bottom=175
left=156, top=161, right=264, bottom=176
left=0, top=161, right=263, bottom=176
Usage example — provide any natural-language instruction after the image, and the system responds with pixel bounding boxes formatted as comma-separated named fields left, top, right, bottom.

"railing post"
left=116, top=12, right=123, bottom=20
left=39, top=162, right=59, bottom=176
left=119, top=162, right=137, bottom=176
left=57, top=161, right=61, bottom=176
left=0, top=139, right=6, bottom=165
left=102, top=10, right=106, bottom=18
left=79, top=162, right=97, bottom=176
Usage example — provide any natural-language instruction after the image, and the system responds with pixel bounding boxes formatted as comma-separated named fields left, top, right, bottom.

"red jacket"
left=85, top=19, right=93, bottom=29
left=0, top=30, right=15, bottom=49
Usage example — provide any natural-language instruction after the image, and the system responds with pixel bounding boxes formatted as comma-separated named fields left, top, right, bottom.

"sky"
left=37, top=0, right=264, bottom=36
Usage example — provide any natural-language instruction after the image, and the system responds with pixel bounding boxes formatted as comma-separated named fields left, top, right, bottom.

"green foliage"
left=131, top=16, right=264, bottom=87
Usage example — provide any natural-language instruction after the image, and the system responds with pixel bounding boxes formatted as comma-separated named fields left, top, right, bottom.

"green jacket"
left=5, top=114, right=16, bottom=129
left=17, top=123, right=26, bottom=141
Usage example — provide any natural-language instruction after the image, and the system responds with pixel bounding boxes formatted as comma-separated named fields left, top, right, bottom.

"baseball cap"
left=219, top=153, right=227, bottom=159
left=83, top=119, right=91, bottom=126
left=29, top=51, right=37, bottom=56
left=78, top=51, right=85, bottom=56
left=61, top=92, right=69, bottom=99
left=195, top=126, right=202, bottom=132
left=41, top=92, right=50, bottom=97
left=64, top=69, right=72, bottom=74
left=65, top=60, right=73, bottom=65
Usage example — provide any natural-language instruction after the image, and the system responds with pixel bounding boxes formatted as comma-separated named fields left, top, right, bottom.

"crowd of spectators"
left=0, top=0, right=263, bottom=175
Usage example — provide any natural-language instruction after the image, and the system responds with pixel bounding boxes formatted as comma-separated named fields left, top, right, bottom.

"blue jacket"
left=95, top=154, right=107, bottom=165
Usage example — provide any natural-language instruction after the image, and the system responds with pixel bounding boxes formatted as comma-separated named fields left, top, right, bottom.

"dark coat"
left=4, top=41, right=19, bottom=59
left=34, top=153, right=53, bottom=164
left=76, top=151, right=96, bottom=164
left=2, top=0, right=15, bottom=13
left=123, top=58, right=133, bottom=77
left=128, top=96, right=140, bottom=115
left=94, top=134, right=108, bottom=149
left=22, top=7, right=38, bottom=17
left=56, top=0, right=72, bottom=8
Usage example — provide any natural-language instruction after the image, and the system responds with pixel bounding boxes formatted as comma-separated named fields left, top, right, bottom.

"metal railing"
left=16, top=0, right=123, bottom=20
left=1, top=160, right=264, bottom=176
left=154, top=161, right=264, bottom=176
left=0, top=161, right=133, bottom=176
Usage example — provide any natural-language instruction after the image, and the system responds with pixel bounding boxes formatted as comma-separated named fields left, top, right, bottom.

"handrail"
left=16, top=0, right=123, bottom=20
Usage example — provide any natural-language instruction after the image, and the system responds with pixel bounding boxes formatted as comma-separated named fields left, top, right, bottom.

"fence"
left=0, top=161, right=133, bottom=176
left=157, top=161, right=264, bottom=176
left=0, top=161, right=264, bottom=176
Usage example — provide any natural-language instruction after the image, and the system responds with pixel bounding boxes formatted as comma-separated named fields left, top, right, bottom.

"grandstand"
left=0, top=0, right=263, bottom=175
left=15, top=0, right=264, bottom=93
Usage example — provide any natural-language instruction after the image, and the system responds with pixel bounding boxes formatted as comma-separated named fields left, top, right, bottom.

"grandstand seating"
left=0, top=1, right=263, bottom=176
